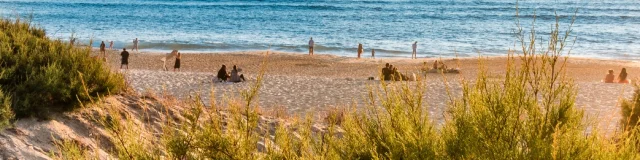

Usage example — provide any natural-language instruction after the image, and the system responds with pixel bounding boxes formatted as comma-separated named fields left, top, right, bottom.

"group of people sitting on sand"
left=603, top=68, right=630, bottom=84
left=422, top=60, right=460, bottom=74
left=381, top=63, right=410, bottom=81
left=216, top=64, right=246, bottom=83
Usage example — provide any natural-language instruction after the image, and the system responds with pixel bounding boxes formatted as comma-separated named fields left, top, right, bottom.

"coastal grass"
left=43, top=7, right=640, bottom=160
left=0, top=17, right=125, bottom=118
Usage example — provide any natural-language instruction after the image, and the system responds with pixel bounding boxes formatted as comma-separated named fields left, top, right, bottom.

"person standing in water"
left=109, top=41, right=114, bottom=50
left=357, top=43, right=363, bottom=59
left=133, top=38, right=139, bottom=53
left=308, top=37, right=315, bottom=56
left=412, top=41, right=417, bottom=59
left=371, top=48, right=375, bottom=59
left=120, top=48, right=130, bottom=69
left=99, top=41, right=106, bottom=61
left=173, top=52, right=181, bottom=72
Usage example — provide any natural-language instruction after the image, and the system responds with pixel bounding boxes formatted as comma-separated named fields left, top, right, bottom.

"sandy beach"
left=101, top=50, right=639, bottom=131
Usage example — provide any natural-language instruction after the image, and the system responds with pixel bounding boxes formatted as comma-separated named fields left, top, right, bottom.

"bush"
left=0, top=18, right=125, bottom=118
left=621, top=84, right=640, bottom=132
left=0, top=86, right=14, bottom=129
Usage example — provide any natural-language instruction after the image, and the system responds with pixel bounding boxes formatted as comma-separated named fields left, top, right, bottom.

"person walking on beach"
left=371, top=49, right=375, bottom=59
left=120, top=48, right=130, bottom=69
left=357, top=43, right=363, bottom=59
left=99, top=41, right=106, bottom=60
left=309, top=37, right=315, bottom=56
left=133, top=38, right=139, bottom=53
left=109, top=41, right=114, bottom=50
left=173, top=52, right=181, bottom=72
left=412, top=41, right=417, bottom=59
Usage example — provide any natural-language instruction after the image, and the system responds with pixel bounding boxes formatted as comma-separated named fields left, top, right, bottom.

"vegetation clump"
left=0, top=18, right=125, bottom=118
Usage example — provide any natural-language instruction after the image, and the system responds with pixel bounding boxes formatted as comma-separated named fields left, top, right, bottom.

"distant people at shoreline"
left=371, top=49, right=375, bottom=58
left=109, top=41, right=114, bottom=50
left=357, top=43, right=363, bottom=59
left=70, top=38, right=76, bottom=46
left=99, top=41, right=106, bottom=61
left=173, top=52, right=181, bottom=72
left=309, top=37, right=314, bottom=56
left=133, top=38, right=139, bottom=53
left=120, top=48, right=129, bottom=69
left=412, top=41, right=417, bottom=59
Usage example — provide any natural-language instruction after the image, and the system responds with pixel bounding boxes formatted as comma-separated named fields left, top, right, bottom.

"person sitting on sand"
left=603, top=69, right=615, bottom=83
left=392, top=67, right=409, bottom=81
left=371, top=49, right=375, bottom=59
left=618, top=68, right=630, bottom=84
left=173, top=52, right=181, bottom=72
left=216, top=65, right=230, bottom=82
left=382, top=63, right=392, bottom=81
left=421, top=61, right=429, bottom=72
left=439, top=61, right=448, bottom=70
left=228, top=65, right=246, bottom=83
left=433, top=60, right=439, bottom=70
left=120, top=48, right=129, bottom=69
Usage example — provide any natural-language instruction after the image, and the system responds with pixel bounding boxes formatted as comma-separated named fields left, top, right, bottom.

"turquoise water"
left=1, top=0, right=639, bottom=58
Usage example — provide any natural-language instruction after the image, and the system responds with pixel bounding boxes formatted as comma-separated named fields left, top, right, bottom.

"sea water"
left=1, top=0, right=638, bottom=58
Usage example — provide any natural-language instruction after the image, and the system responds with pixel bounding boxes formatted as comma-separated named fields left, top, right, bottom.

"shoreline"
left=96, top=47, right=640, bottom=62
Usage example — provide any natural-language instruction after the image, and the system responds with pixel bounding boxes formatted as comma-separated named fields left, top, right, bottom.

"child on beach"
left=173, top=52, right=181, bottom=72
left=603, top=69, right=615, bottom=83
left=357, top=43, right=363, bottom=59
left=228, top=65, right=246, bottom=83
left=618, top=68, right=630, bottom=84
left=216, top=65, right=230, bottom=82
left=120, top=48, right=129, bottom=69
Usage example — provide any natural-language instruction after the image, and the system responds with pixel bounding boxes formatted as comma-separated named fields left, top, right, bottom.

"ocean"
left=1, top=0, right=638, bottom=58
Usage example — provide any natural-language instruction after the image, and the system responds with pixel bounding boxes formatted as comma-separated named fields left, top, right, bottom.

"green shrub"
left=621, top=84, right=640, bottom=132
left=0, top=86, right=14, bottom=129
left=0, top=18, right=125, bottom=118
left=440, top=9, right=596, bottom=159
